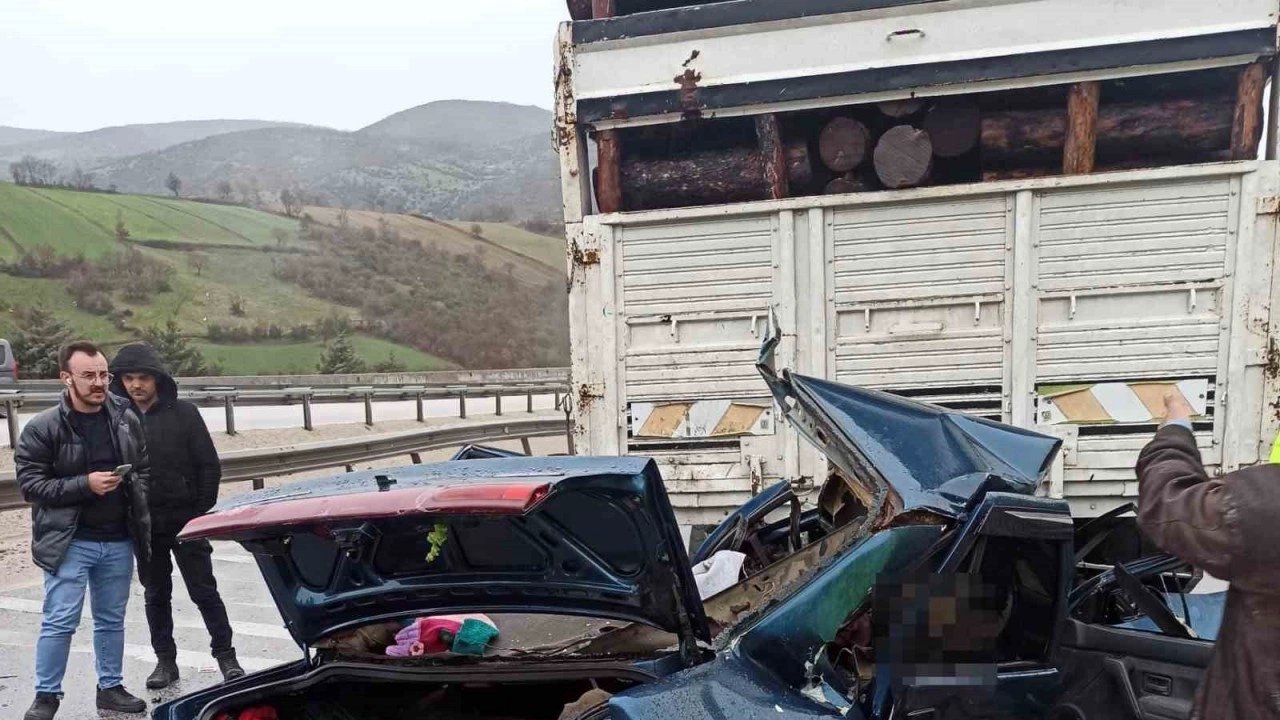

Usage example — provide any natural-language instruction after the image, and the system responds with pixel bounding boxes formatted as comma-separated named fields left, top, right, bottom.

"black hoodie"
left=109, top=343, right=221, bottom=534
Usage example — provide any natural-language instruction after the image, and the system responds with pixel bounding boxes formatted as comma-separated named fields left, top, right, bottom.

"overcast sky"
left=0, top=1, right=571, bottom=132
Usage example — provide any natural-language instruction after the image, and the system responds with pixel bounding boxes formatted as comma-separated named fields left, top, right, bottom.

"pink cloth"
left=384, top=614, right=495, bottom=657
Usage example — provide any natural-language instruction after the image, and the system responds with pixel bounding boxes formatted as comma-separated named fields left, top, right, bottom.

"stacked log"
left=617, top=140, right=812, bottom=211
left=981, top=97, right=1236, bottom=170
left=874, top=126, right=934, bottom=189
left=589, top=63, right=1260, bottom=211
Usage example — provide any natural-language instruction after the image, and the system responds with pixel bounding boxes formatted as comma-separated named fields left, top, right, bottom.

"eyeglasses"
left=71, top=372, right=113, bottom=384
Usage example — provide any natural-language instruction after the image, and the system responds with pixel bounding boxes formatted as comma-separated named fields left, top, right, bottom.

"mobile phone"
left=112, top=464, right=132, bottom=477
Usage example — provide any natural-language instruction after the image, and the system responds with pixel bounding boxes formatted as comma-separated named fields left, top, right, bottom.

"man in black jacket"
left=109, top=342, right=244, bottom=687
left=17, top=341, right=151, bottom=720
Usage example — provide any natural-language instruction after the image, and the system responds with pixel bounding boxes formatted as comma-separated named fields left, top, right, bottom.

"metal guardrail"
left=0, top=381, right=570, bottom=445
left=0, top=415, right=569, bottom=512
left=12, top=367, right=571, bottom=391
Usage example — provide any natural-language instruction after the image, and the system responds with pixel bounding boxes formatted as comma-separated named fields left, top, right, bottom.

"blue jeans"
left=35, top=539, right=134, bottom=695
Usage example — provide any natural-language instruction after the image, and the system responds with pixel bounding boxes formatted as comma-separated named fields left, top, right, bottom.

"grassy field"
left=197, top=335, right=455, bottom=375
left=133, top=246, right=357, bottom=330
left=0, top=184, right=557, bottom=375
left=457, top=221, right=563, bottom=269
left=0, top=273, right=126, bottom=340
left=0, top=184, right=301, bottom=258
left=302, top=206, right=563, bottom=283
left=0, top=183, right=114, bottom=259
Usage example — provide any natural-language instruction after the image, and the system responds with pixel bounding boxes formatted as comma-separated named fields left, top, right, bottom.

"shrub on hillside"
left=317, top=331, right=366, bottom=374
left=11, top=307, right=74, bottom=379
left=7, top=247, right=86, bottom=279
left=142, top=320, right=210, bottom=376
left=83, top=248, right=174, bottom=302
left=274, top=219, right=567, bottom=368
left=370, top=352, right=408, bottom=373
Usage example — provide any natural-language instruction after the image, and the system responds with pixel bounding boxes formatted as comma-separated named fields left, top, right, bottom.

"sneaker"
left=217, top=652, right=245, bottom=682
left=96, top=685, right=146, bottom=714
left=22, top=693, right=59, bottom=720
left=146, top=657, right=180, bottom=689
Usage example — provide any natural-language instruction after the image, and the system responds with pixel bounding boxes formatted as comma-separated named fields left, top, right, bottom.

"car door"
left=872, top=493, right=1075, bottom=720
left=1055, top=556, right=1220, bottom=720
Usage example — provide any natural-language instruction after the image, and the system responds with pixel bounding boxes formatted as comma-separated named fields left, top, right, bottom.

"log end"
left=818, top=117, right=871, bottom=173
left=874, top=125, right=933, bottom=189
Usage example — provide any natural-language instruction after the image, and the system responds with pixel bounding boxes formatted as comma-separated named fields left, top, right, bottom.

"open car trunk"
left=201, top=663, right=651, bottom=720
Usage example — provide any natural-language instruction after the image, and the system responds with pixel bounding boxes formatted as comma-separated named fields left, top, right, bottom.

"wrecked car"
left=155, top=331, right=1225, bottom=720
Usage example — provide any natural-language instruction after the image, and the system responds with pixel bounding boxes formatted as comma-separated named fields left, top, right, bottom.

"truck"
left=555, top=0, right=1280, bottom=536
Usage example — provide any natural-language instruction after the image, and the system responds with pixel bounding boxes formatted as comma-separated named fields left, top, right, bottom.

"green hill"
left=0, top=184, right=458, bottom=375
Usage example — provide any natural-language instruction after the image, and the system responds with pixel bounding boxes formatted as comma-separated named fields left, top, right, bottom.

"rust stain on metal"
left=1266, top=334, right=1280, bottom=380
left=570, top=241, right=600, bottom=267
left=576, top=383, right=603, bottom=414
left=554, top=40, right=579, bottom=152
left=886, top=509, right=950, bottom=529
left=674, top=67, right=703, bottom=120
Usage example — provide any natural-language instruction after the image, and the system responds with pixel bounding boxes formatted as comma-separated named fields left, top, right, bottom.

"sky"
left=0, top=1, right=571, bottom=132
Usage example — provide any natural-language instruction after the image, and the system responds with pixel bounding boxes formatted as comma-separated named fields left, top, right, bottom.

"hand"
left=87, top=471, right=122, bottom=496
left=1163, top=390, right=1194, bottom=424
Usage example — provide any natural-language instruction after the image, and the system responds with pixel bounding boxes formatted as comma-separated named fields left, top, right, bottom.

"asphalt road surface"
left=0, top=435, right=577, bottom=720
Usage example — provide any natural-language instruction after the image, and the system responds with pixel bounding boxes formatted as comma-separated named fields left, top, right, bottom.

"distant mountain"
left=360, top=100, right=551, bottom=147
left=93, top=102, right=560, bottom=222
left=0, top=126, right=68, bottom=147
left=0, top=119, right=306, bottom=166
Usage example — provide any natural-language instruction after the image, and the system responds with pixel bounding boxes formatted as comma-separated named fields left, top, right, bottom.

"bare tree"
left=247, top=176, right=261, bottom=207
left=69, top=166, right=96, bottom=191
left=187, top=252, right=209, bottom=276
left=10, top=155, right=58, bottom=186
left=279, top=188, right=303, bottom=218
left=165, top=172, right=182, bottom=198
left=216, top=180, right=234, bottom=202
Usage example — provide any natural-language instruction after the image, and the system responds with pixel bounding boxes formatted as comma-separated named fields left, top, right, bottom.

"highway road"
left=0, top=434, right=572, bottom=720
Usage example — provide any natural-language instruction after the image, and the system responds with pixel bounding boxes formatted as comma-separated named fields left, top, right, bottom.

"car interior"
left=1052, top=504, right=1218, bottom=720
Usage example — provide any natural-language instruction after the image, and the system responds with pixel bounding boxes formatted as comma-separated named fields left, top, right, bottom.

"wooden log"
left=873, top=125, right=932, bottom=189
left=756, top=114, right=789, bottom=199
left=594, top=130, right=623, bottom=214
left=878, top=99, right=925, bottom=119
left=591, top=0, right=615, bottom=18
left=982, top=97, right=1236, bottom=168
left=620, top=141, right=812, bottom=210
left=818, top=117, right=871, bottom=173
left=1231, top=61, right=1266, bottom=160
left=922, top=98, right=980, bottom=158
left=984, top=149, right=1234, bottom=181
left=1063, top=81, right=1101, bottom=174
left=825, top=174, right=876, bottom=195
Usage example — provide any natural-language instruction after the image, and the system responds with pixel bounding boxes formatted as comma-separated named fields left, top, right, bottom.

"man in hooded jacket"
left=108, top=342, right=244, bottom=687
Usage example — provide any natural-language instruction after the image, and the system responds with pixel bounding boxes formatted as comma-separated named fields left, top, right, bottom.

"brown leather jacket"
left=1136, top=424, right=1280, bottom=719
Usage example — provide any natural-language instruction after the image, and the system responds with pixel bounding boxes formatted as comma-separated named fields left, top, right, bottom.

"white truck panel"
left=570, top=161, right=1280, bottom=524
left=570, top=0, right=1277, bottom=116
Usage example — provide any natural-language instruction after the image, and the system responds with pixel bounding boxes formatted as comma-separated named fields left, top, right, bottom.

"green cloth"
left=451, top=618, right=498, bottom=656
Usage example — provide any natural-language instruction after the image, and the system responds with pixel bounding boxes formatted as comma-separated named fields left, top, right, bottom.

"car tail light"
left=179, top=482, right=555, bottom=541
left=429, top=482, right=553, bottom=512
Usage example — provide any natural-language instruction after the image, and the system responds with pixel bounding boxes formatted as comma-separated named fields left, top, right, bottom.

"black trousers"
left=142, top=532, right=234, bottom=660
